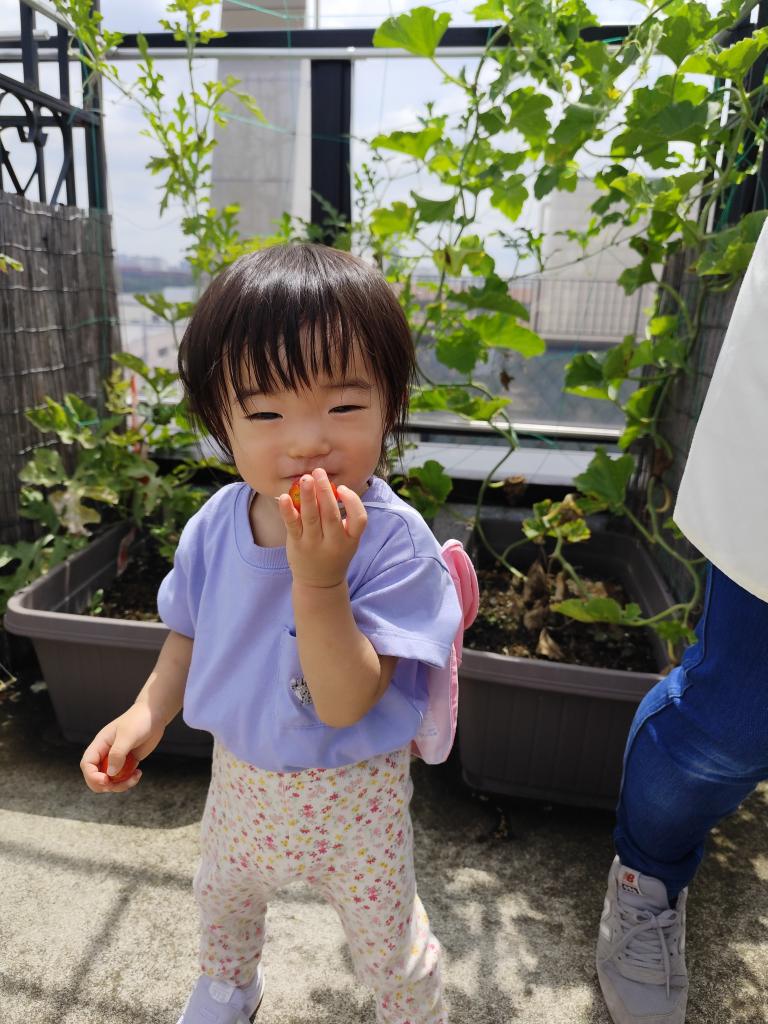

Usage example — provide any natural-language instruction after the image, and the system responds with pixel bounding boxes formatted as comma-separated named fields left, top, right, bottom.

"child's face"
left=225, top=342, right=387, bottom=502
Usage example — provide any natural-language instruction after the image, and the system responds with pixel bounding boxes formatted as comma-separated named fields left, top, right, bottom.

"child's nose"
left=287, top=425, right=331, bottom=461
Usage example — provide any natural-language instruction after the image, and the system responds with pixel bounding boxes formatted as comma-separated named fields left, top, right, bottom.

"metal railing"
left=0, top=1, right=107, bottom=208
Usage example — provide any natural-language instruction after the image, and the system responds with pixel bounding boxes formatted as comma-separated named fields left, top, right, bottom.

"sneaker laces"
left=614, top=904, right=680, bottom=998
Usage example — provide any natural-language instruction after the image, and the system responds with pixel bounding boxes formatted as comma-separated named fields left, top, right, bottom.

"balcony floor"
left=1, top=681, right=767, bottom=1023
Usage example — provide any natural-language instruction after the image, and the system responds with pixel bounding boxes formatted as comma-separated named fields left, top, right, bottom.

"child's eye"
left=332, top=405, right=362, bottom=413
left=246, top=412, right=280, bottom=421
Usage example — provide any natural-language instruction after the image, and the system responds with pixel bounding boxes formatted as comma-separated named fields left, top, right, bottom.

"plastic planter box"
left=455, top=509, right=674, bottom=810
left=4, top=523, right=212, bottom=757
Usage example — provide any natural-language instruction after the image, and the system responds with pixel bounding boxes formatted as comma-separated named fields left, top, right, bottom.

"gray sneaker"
left=596, top=856, right=688, bottom=1024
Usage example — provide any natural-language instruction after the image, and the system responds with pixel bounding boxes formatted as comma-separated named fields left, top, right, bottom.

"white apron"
left=673, top=218, right=768, bottom=601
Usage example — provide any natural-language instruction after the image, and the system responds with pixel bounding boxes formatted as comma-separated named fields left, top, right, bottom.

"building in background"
left=210, top=0, right=312, bottom=241
left=116, top=256, right=193, bottom=371
left=534, top=177, right=656, bottom=346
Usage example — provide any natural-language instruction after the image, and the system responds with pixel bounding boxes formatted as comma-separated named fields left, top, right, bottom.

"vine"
left=366, top=0, right=768, bottom=658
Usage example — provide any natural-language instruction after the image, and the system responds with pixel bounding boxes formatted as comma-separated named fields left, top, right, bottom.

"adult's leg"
left=614, top=562, right=768, bottom=901
left=597, top=563, right=768, bottom=1024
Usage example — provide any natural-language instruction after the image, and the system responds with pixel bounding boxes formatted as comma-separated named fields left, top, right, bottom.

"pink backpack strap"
left=411, top=538, right=479, bottom=764
left=440, top=539, right=480, bottom=662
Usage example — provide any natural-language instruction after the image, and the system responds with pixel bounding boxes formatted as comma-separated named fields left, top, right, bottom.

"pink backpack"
left=411, top=539, right=480, bottom=764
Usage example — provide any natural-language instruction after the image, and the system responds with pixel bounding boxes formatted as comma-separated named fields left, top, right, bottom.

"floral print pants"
left=193, top=742, right=446, bottom=1024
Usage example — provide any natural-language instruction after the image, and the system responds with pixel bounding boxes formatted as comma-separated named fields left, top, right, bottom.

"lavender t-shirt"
left=157, top=476, right=462, bottom=770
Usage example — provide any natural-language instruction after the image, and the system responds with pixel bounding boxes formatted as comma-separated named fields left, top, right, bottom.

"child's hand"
left=278, top=468, right=367, bottom=588
left=80, top=703, right=164, bottom=793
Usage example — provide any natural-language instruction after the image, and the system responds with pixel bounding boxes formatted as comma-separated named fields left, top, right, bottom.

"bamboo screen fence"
left=0, top=191, right=121, bottom=544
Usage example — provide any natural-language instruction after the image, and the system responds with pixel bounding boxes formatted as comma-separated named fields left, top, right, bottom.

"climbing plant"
left=365, top=0, right=768, bottom=654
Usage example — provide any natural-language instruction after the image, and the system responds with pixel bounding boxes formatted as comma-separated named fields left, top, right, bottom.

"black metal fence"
left=0, top=1, right=107, bottom=208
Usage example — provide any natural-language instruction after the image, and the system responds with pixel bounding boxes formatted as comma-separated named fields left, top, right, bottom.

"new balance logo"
left=620, top=869, right=641, bottom=895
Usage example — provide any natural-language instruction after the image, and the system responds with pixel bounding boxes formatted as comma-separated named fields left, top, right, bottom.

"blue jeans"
left=614, top=561, right=768, bottom=903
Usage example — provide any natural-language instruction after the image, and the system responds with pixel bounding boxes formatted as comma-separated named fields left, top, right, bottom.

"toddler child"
left=80, top=242, right=464, bottom=1024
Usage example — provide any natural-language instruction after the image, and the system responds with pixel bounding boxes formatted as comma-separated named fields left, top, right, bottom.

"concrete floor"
left=1, top=679, right=768, bottom=1024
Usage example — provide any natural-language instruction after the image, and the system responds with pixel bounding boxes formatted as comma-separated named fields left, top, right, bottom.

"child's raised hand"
left=277, top=468, right=367, bottom=588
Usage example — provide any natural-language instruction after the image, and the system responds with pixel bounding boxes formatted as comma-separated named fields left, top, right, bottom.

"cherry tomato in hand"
left=99, top=751, right=138, bottom=783
left=288, top=477, right=340, bottom=511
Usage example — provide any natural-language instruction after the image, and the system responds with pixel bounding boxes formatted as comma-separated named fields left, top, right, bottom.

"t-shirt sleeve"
left=156, top=515, right=203, bottom=638
left=350, top=534, right=462, bottom=669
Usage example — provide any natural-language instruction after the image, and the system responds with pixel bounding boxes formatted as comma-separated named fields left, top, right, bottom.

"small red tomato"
left=288, top=477, right=340, bottom=510
left=99, top=751, right=139, bottom=783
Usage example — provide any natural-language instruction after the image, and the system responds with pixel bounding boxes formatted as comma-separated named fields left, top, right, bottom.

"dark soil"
left=88, top=535, right=167, bottom=621
left=87, top=536, right=660, bottom=672
left=464, top=562, right=660, bottom=672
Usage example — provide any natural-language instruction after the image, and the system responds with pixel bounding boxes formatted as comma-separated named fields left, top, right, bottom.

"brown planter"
left=435, top=505, right=673, bottom=810
left=4, top=523, right=211, bottom=757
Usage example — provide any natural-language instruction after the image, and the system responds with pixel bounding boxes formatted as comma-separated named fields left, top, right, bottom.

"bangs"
left=178, top=242, right=417, bottom=468
left=226, top=303, right=369, bottom=413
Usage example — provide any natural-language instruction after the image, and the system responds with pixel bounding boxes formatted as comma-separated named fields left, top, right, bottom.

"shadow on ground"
left=1, top=682, right=767, bottom=1022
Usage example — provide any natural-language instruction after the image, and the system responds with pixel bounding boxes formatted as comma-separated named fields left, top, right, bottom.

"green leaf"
left=373, top=7, right=451, bottom=57
left=409, top=385, right=510, bottom=422
left=505, top=89, right=552, bottom=146
left=652, top=335, right=687, bottom=369
left=648, top=315, right=678, bottom=336
left=473, top=314, right=546, bottom=357
left=613, top=77, right=708, bottom=165
left=64, top=393, right=98, bottom=426
left=563, top=352, right=609, bottom=400
left=25, top=398, right=69, bottom=437
left=693, top=212, right=768, bottom=276
left=477, top=106, right=508, bottom=137
left=370, top=202, right=415, bottom=237
left=411, top=192, right=458, bottom=223
left=623, top=384, right=659, bottom=420
left=553, top=597, right=620, bottom=623
left=602, top=336, right=635, bottom=383
left=618, top=384, right=661, bottom=449
left=489, top=177, right=528, bottom=221
left=653, top=618, right=697, bottom=646
left=114, top=350, right=152, bottom=378
left=411, top=459, right=455, bottom=503
left=231, top=89, right=266, bottom=124
left=370, top=121, right=445, bottom=159
left=447, top=275, right=529, bottom=319
left=551, top=102, right=601, bottom=154
left=450, top=393, right=510, bottom=421
left=680, top=26, right=768, bottom=78
left=657, top=8, right=711, bottom=66
left=471, top=0, right=506, bottom=17
left=433, top=236, right=495, bottom=276
left=573, top=448, right=635, bottom=512
left=18, top=487, right=60, bottom=532
left=435, top=329, right=484, bottom=373
left=408, top=386, right=452, bottom=413
left=629, top=339, right=656, bottom=370
left=81, top=485, right=120, bottom=506
left=534, top=162, right=578, bottom=200
left=18, top=449, right=67, bottom=487
left=618, top=261, right=657, bottom=294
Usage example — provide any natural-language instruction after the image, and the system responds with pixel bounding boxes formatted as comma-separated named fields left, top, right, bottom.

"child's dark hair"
left=178, top=243, right=417, bottom=478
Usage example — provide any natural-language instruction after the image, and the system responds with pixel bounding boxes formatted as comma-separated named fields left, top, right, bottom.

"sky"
left=0, top=1, right=685, bottom=271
